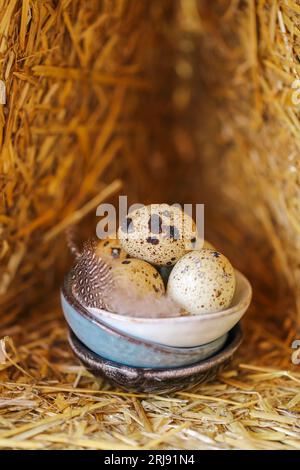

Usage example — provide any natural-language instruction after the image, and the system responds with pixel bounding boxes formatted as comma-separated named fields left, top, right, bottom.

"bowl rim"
left=61, top=274, right=229, bottom=353
left=81, top=269, right=252, bottom=324
left=68, top=323, right=243, bottom=378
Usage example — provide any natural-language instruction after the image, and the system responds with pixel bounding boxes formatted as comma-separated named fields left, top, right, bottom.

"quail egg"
left=96, top=238, right=129, bottom=261
left=167, top=249, right=236, bottom=315
left=112, top=258, right=165, bottom=301
left=118, top=204, right=198, bottom=266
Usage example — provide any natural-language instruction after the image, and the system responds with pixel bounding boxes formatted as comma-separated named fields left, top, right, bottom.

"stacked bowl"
left=61, top=269, right=251, bottom=393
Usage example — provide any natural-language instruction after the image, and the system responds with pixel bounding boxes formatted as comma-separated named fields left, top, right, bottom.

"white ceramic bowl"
left=88, top=270, right=252, bottom=347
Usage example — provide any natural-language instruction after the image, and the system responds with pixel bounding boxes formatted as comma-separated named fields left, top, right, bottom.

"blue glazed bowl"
left=68, top=325, right=243, bottom=393
left=61, top=274, right=228, bottom=369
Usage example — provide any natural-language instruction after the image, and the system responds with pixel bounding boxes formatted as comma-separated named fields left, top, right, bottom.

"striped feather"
left=71, top=239, right=114, bottom=309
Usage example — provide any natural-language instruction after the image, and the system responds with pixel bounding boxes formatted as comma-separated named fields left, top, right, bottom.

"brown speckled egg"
left=117, top=204, right=197, bottom=266
left=167, top=249, right=236, bottom=315
left=112, top=258, right=165, bottom=300
left=96, top=238, right=129, bottom=261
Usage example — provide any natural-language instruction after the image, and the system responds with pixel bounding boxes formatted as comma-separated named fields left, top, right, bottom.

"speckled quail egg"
left=96, top=238, right=129, bottom=261
left=112, top=258, right=165, bottom=300
left=118, top=204, right=198, bottom=266
left=167, top=249, right=236, bottom=315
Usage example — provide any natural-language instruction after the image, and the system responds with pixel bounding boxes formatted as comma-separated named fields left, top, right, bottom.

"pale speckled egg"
left=167, top=249, right=236, bottom=315
left=96, top=238, right=129, bottom=261
left=118, top=204, right=198, bottom=266
left=112, top=258, right=165, bottom=300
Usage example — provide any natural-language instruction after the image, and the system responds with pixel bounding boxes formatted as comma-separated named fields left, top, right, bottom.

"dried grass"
left=195, top=0, right=300, bottom=324
left=0, top=0, right=175, bottom=324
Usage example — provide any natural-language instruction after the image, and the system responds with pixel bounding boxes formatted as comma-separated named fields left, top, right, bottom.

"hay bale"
left=0, top=0, right=175, bottom=323
left=193, top=0, right=300, bottom=325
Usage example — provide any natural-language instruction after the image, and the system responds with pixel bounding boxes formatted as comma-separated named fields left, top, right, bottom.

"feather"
left=71, top=239, right=114, bottom=309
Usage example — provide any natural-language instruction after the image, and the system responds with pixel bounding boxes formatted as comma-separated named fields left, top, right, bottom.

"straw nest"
left=1, top=0, right=300, bottom=451
left=0, top=260, right=299, bottom=450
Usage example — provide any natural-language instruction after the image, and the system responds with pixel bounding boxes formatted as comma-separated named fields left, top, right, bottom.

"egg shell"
left=167, top=249, right=236, bottom=315
left=112, top=258, right=165, bottom=300
left=96, top=238, right=129, bottom=261
left=118, top=204, right=198, bottom=266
